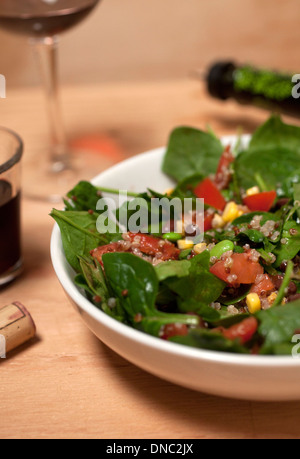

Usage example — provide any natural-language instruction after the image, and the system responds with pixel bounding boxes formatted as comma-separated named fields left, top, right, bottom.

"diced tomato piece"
left=243, top=191, right=276, bottom=212
left=91, top=241, right=127, bottom=266
left=215, top=145, right=235, bottom=189
left=194, top=177, right=226, bottom=210
left=209, top=252, right=263, bottom=286
left=213, top=317, right=258, bottom=344
left=204, top=212, right=214, bottom=231
left=91, top=233, right=180, bottom=265
left=126, top=233, right=180, bottom=260
left=161, top=323, right=189, bottom=340
left=250, top=274, right=274, bottom=296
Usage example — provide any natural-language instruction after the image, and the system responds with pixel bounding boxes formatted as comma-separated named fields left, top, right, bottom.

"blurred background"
left=1, top=0, right=299, bottom=89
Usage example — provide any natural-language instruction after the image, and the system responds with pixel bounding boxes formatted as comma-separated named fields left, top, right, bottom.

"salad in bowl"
left=50, top=115, right=300, bottom=357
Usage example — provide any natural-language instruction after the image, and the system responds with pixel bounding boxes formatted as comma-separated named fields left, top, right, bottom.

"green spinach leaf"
left=79, top=257, right=125, bottom=321
left=235, top=146, right=300, bottom=192
left=50, top=209, right=110, bottom=272
left=66, top=181, right=102, bottom=212
left=256, top=299, right=300, bottom=354
left=164, top=251, right=225, bottom=319
left=249, top=114, right=300, bottom=154
left=162, top=126, right=223, bottom=182
left=102, top=252, right=199, bottom=336
left=170, top=174, right=204, bottom=199
left=170, top=328, right=248, bottom=353
left=155, top=260, right=191, bottom=282
left=235, top=116, right=300, bottom=193
left=273, top=221, right=300, bottom=267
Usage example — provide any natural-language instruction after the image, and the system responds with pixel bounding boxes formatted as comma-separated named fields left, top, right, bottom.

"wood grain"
left=0, top=0, right=299, bottom=87
left=0, top=80, right=299, bottom=439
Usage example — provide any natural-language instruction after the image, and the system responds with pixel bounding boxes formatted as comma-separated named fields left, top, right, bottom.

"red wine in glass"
left=0, top=0, right=101, bottom=202
left=0, top=0, right=99, bottom=37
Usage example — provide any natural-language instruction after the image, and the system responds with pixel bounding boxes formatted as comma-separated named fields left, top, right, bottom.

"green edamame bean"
left=210, top=240, right=234, bottom=259
left=162, top=232, right=182, bottom=242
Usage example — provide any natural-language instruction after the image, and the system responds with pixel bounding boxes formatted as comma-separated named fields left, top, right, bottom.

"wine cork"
left=0, top=302, right=36, bottom=356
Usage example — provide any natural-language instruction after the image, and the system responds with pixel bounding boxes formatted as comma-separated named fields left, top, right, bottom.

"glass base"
left=0, top=259, right=23, bottom=288
left=23, top=144, right=124, bottom=204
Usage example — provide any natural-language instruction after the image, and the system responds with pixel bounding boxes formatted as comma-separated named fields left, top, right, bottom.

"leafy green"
left=170, top=174, right=204, bottom=199
left=235, top=228, right=265, bottom=244
left=256, top=300, right=300, bottom=354
left=155, top=260, right=191, bottom=282
left=50, top=209, right=110, bottom=272
left=232, top=211, right=280, bottom=226
left=164, top=251, right=225, bottom=320
left=235, top=116, right=300, bottom=194
left=162, top=126, right=223, bottom=182
left=235, top=147, right=300, bottom=192
left=272, top=261, right=293, bottom=307
left=66, top=180, right=102, bottom=211
left=249, top=114, right=300, bottom=154
left=102, top=252, right=199, bottom=336
left=170, top=328, right=248, bottom=354
left=218, top=284, right=250, bottom=306
left=294, top=183, right=300, bottom=220
left=178, top=248, right=192, bottom=259
left=79, top=257, right=125, bottom=321
left=273, top=221, right=300, bottom=267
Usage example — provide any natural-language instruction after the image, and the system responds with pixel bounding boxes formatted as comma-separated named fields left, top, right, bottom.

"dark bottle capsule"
left=206, top=61, right=299, bottom=119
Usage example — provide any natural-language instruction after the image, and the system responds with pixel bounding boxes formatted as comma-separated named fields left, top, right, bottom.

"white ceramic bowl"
left=51, top=136, right=300, bottom=401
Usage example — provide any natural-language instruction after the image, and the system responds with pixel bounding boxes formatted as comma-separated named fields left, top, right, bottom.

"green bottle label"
left=233, top=65, right=294, bottom=102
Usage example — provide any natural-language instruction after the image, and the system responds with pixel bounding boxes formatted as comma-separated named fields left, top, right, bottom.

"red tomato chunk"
left=194, top=177, right=226, bottom=211
left=250, top=274, right=274, bottom=296
left=126, top=233, right=180, bottom=260
left=213, top=317, right=258, bottom=344
left=161, top=323, right=189, bottom=340
left=209, top=252, right=263, bottom=286
left=243, top=191, right=276, bottom=212
left=91, top=232, right=180, bottom=265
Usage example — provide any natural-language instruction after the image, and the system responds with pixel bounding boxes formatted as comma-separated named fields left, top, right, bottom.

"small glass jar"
left=0, top=128, right=23, bottom=287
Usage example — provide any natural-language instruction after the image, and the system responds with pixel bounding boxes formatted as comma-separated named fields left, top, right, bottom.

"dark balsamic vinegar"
left=0, top=185, right=21, bottom=275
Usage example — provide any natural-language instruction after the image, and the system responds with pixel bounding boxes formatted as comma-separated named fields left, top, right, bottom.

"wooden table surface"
left=1, top=79, right=300, bottom=439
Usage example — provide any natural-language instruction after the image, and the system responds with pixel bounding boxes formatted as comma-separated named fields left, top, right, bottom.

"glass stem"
left=32, top=36, right=71, bottom=173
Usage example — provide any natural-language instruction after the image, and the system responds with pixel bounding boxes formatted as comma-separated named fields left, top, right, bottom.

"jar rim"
left=0, top=127, right=23, bottom=175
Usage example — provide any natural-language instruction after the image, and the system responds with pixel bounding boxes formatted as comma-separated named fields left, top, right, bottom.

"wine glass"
left=0, top=0, right=101, bottom=202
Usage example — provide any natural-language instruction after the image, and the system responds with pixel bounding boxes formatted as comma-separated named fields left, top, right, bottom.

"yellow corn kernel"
left=246, top=186, right=260, bottom=196
left=177, top=239, right=194, bottom=250
left=194, top=242, right=207, bottom=254
left=267, top=292, right=277, bottom=305
left=222, top=201, right=240, bottom=223
left=164, top=188, right=174, bottom=196
left=236, top=208, right=244, bottom=217
left=246, top=293, right=261, bottom=313
left=212, top=213, right=225, bottom=229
